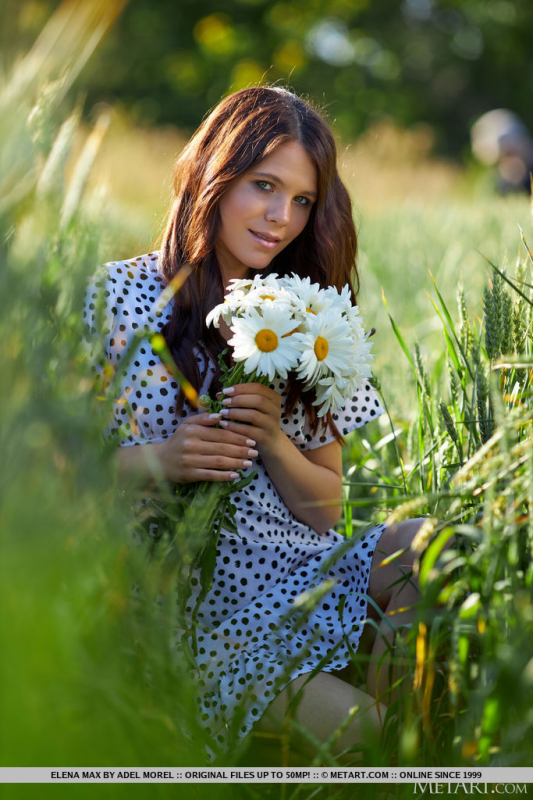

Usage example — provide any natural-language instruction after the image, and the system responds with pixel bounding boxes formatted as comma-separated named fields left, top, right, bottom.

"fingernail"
left=209, top=413, right=221, bottom=419
left=247, top=449, right=258, bottom=457
left=219, top=408, right=229, bottom=415
left=220, top=420, right=229, bottom=427
left=243, top=460, right=252, bottom=468
left=216, top=392, right=222, bottom=399
left=223, top=386, right=235, bottom=395
left=222, top=398, right=232, bottom=406
left=229, top=472, right=239, bottom=479
left=246, top=439, right=256, bottom=446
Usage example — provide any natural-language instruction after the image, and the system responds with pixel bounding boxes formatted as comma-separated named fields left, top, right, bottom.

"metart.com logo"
left=414, top=785, right=528, bottom=795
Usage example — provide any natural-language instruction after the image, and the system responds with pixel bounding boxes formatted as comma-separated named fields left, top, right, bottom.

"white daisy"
left=225, top=273, right=280, bottom=295
left=313, top=375, right=350, bottom=417
left=224, top=277, right=254, bottom=294
left=228, top=305, right=304, bottom=381
left=344, top=353, right=374, bottom=394
left=324, top=283, right=353, bottom=316
left=295, top=312, right=353, bottom=389
left=243, top=285, right=307, bottom=319
left=312, top=337, right=374, bottom=416
left=309, top=305, right=375, bottom=416
left=348, top=336, right=374, bottom=382
left=345, top=303, right=366, bottom=333
left=342, top=308, right=375, bottom=385
left=206, top=289, right=248, bottom=328
left=207, top=274, right=289, bottom=329
left=279, top=273, right=335, bottom=316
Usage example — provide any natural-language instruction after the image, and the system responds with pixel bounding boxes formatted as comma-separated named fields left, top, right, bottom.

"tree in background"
left=3, top=0, right=532, bottom=157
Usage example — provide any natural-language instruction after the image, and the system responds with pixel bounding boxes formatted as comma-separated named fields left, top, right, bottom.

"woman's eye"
left=254, top=182, right=311, bottom=206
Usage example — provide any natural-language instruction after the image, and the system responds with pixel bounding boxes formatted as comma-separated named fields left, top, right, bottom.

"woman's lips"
left=249, top=230, right=280, bottom=249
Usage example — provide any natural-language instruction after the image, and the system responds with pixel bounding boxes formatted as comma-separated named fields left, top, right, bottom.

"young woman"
left=85, top=86, right=425, bottom=761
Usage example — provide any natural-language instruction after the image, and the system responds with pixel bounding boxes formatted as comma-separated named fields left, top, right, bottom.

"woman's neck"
left=219, top=319, right=232, bottom=343
left=215, top=244, right=252, bottom=289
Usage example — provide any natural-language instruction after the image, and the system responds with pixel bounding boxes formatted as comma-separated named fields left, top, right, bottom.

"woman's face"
left=215, top=140, right=317, bottom=287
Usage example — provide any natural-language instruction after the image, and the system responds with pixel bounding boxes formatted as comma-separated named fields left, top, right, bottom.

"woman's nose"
left=266, top=195, right=290, bottom=226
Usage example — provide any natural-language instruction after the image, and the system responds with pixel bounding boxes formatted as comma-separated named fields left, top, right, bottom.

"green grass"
left=357, top=195, right=532, bottom=417
left=2, top=3, right=533, bottom=796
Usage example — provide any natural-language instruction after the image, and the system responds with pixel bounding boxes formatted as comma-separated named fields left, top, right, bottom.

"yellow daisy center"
left=255, top=329, right=278, bottom=352
left=260, top=293, right=276, bottom=300
left=314, top=336, right=329, bottom=361
left=306, top=307, right=316, bottom=314
left=282, top=326, right=300, bottom=338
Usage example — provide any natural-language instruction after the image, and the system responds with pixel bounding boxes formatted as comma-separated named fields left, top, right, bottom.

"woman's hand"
left=152, top=411, right=259, bottom=483
left=216, top=383, right=283, bottom=458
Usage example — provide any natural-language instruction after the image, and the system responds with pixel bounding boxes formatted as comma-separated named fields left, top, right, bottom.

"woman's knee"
left=368, top=518, right=425, bottom=607
left=381, top=518, right=428, bottom=555
left=256, top=670, right=387, bottom=757
left=369, top=518, right=459, bottom=606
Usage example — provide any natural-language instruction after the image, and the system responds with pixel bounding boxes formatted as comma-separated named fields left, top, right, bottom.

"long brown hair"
left=159, top=86, right=359, bottom=440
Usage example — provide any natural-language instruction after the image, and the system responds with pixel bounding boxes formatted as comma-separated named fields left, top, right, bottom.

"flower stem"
left=226, top=360, right=245, bottom=389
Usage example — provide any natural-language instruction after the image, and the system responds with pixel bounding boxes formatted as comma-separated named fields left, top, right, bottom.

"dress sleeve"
left=83, top=257, right=178, bottom=447
left=286, top=380, right=384, bottom=451
left=82, top=265, right=118, bottom=380
left=82, top=265, right=139, bottom=445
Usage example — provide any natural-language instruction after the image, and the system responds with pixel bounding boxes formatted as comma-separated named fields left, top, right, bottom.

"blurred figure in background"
left=471, top=109, right=533, bottom=194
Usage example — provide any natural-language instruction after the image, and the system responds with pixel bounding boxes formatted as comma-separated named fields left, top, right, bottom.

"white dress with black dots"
left=84, top=253, right=386, bottom=758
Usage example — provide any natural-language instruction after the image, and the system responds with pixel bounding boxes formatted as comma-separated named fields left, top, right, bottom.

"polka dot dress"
left=84, top=254, right=386, bottom=759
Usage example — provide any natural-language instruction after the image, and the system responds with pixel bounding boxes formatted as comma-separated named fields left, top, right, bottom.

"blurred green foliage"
left=0, top=1, right=215, bottom=790
left=2, top=0, right=532, bottom=153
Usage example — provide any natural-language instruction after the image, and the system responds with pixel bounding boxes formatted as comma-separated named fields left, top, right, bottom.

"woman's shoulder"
left=84, top=251, right=169, bottom=334
left=87, top=251, right=170, bottom=328
left=101, top=251, right=165, bottom=292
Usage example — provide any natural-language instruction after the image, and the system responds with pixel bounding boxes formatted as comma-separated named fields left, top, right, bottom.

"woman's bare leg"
left=256, top=671, right=387, bottom=760
left=254, top=520, right=429, bottom=758
left=365, top=519, right=424, bottom=704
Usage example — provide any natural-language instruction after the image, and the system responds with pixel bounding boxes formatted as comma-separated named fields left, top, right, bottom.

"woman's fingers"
left=217, top=386, right=282, bottom=447
left=220, top=384, right=281, bottom=424
left=222, top=383, right=281, bottom=411
left=184, top=412, right=257, bottom=446
left=189, top=454, right=254, bottom=472
left=166, top=388, right=282, bottom=479
left=183, top=411, right=229, bottom=427
left=191, top=440, right=258, bottom=459
left=179, top=442, right=256, bottom=469
left=219, top=408, right=266, bottom=429
left=220, top=394, right=281, bottom=442
left=160, top=411, right=260, bottom=483
left=190, top=469, right=242, bottom=483
left=218, top=418, right=262, bottom=439
left=218, top=414, right=283, bottom=457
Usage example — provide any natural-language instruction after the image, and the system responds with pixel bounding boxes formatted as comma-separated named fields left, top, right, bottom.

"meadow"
left=1, top=7, right=533, bottom=799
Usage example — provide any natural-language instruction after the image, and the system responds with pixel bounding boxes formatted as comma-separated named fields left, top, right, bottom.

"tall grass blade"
left=382, top=288, right=416, bottom=371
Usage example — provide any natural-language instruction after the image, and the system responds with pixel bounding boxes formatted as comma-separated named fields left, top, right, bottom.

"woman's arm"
left=217, top=383, right=343, bottom=534
left=114, top=441, right=169, bottom=484
left=261, top=436, right=343, bottom=534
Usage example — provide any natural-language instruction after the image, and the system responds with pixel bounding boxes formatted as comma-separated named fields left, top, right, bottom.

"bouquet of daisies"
left=176, top=273, right=375, bottom=651
left=204, top=272, right=375, bottom=416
